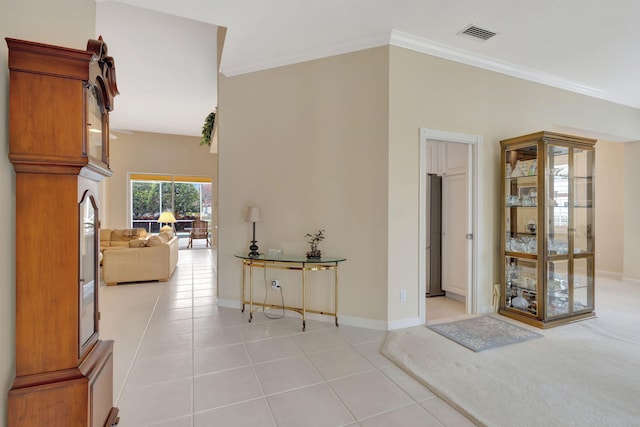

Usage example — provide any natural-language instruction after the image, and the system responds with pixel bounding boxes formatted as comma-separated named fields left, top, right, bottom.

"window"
left=130, top=174, right=212, bottom=233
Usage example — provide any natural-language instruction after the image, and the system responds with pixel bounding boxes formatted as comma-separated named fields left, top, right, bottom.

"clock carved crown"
left=87, top=36, right=119, bottom=112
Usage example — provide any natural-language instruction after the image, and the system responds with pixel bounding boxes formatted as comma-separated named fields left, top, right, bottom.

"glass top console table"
left=235, top=254, right=347, bottom=331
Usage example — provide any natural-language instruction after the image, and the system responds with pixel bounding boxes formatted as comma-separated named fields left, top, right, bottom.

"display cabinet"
left=500, top=131, right=596, bottom=328
left=6, top=37, right=119, bottom=426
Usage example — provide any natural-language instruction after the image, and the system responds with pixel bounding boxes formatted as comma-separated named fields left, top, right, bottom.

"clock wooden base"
left=9, top=340, right=119, bottom=426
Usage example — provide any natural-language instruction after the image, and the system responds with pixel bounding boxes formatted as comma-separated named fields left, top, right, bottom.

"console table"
left=235, top=254, right=347, bottom=331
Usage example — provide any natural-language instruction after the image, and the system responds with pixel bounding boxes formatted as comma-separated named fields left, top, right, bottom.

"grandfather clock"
left=6, top=37, right=119, bottom=426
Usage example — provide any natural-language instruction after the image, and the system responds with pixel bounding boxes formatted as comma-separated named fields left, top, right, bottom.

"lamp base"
left=248, top=241, right=259, bottom=257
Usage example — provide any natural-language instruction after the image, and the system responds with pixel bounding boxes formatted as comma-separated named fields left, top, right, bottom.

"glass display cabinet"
left=500, top=131, right=596, bottom=328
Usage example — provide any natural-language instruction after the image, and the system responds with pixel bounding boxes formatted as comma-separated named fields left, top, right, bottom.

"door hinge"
left=466, top=233, right=473, bottom=240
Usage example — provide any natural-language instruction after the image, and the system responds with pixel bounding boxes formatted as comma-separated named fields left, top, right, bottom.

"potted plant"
left=305, top=229, right=325, bottom=259
left=200, top=109, right=216, bottom=146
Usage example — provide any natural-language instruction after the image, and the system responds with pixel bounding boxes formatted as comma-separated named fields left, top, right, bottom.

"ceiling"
left=96, top=0, right=640, bottom=138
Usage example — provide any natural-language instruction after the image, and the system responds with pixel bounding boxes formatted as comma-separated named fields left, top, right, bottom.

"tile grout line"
left=112, top=280, right=167, bottom=407
left=190, top=253, right=196, bottom=427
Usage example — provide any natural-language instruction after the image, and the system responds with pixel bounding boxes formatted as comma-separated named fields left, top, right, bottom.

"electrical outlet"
left=400, top=289, right=407, bottom=303
left=271, top=279, right=281, bottom=289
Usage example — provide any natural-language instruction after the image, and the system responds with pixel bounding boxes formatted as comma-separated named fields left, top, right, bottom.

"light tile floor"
left=425, top=295, right=467, bottom=322
left=100, top=248, right=475, bottom=427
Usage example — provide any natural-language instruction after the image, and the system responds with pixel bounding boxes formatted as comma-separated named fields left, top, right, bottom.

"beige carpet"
left=382, top=277, right=640, bottom=427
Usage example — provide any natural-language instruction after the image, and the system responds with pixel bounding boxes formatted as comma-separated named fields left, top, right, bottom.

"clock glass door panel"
left=86, top=83, right=105, bottom=163
left=79, top=191, right=98, bottom=354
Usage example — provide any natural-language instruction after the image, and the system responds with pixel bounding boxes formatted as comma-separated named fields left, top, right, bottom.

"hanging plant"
left=200, top=109, right=216, bottom=146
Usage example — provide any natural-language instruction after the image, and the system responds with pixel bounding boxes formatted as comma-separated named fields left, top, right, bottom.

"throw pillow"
left=128, top=239, right=147, bottom=248
left=146, top=235, right=165, bottom=247
left=159, top=230, right=174, bottom=241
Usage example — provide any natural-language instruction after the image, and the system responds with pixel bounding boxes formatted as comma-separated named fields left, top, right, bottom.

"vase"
left=511, top=288, right=529, bottom=310
left=306, top=245, right=321, bottom=259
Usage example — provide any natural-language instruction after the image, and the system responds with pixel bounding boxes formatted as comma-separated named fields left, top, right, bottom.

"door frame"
left=419, top=128, right=482, bottom=319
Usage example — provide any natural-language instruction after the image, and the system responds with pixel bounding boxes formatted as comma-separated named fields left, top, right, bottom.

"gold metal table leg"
left=249, top=260, right=254, bottom=322
left=302, top=268, right=306, bottom=331
left=241, top=260, right=246, bottom=312
left=335, top=264, right=339, bottom=327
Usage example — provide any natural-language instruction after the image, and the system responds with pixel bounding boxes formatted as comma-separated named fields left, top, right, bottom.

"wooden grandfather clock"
left=6, top=37, right=119, bottom=426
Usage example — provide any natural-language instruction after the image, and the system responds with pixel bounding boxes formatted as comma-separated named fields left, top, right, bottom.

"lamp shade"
left=157, top=211, right=177, bottom=223
left=245, top=206, right=262, bottom=223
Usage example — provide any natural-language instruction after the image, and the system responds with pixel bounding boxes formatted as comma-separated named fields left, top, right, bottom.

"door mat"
left=427, top=316, right=542, bottom=352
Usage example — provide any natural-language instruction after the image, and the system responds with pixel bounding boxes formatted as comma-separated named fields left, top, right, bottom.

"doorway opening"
left=419, top=128, right=482, bottom=322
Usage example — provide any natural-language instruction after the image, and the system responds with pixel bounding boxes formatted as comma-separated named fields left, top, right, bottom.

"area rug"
left=382, top=280, right=640, bottom=427
left=426, top=315, right=542, bottom=351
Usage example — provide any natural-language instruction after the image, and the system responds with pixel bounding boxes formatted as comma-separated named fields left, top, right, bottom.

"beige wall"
left=387, top=46, right=640, bottom=320
left=1, top=0, right=97, bottom=423
left=594, top=140, right=625, bottom=275
left=624, top=141, right=640, bottom=280
left=218, top=44, right=640, bottom=328
left=105, top=131, right=217, bottom=234
left=218, top=47, right=390, bottom=326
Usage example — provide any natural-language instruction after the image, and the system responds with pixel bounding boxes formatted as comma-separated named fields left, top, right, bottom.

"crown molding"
left=221, top=28, right=637, bottom=109
left=389, top=30, right=639, bottom=109
left=221, top=31, right=391, bottom=77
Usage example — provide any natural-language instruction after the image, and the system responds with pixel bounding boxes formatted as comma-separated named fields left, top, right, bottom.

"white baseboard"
left=215, top=299, right=422, bottom=331
left=297, top=313, right=423, bottom=331
left=217, top=298, right=242, bottom=309
left=336, top=314, right=389, bottom=331
left=445, top=292, right=465, bottom=302
left=621, top=276, right=640, bottom=284
left=478, top=304, right=494, bottom=315
left=596, top=270, right=623, bottom=280
left=387, top=316, right=425, bottom=331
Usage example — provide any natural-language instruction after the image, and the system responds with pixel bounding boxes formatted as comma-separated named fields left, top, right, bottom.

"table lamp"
left=245, top=206, right=262, bottom=257
left=158, top=211, right=177, bottom=234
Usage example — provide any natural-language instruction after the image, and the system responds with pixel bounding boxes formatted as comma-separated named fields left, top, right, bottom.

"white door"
left=442, top=172, right=468, bottom=296
left=419, top=128, right=481, bottom=320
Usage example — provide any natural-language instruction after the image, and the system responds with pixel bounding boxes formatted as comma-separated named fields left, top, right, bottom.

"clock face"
left=87, top=84, right=104, bottom=161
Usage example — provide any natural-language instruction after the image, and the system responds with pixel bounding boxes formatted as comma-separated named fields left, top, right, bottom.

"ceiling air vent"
left=459, top=24, right=497, bottom=41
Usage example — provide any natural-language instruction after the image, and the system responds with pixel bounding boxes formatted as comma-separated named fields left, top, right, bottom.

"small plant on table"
left=305, top=229, right=325, bottom=259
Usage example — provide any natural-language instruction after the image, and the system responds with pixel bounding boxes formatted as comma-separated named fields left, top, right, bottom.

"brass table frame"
left=236, top=254, right=346, bottom=331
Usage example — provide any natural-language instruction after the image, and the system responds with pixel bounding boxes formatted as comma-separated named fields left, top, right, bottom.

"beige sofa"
left=100, top=229, right=179, bottom=286
left=100, top=228, right=148, bottom=251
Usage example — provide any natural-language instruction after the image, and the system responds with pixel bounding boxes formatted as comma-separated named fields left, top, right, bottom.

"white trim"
left=387, top=316, right=425, bottom=331
left=337, top=315, right=390, bottom=331
left=126, top=172, right=133, bottom=228
left=596, top=270, right=624, bottom=280
left=216, top=299, right=396, bottom=331
left=217, top=298, right=242, bottom=310
left=221, top=31, right=391, bottom=77
left=419, top=128, right=482, bottom=321
left=221, top=28, right=635, bottom=109
left=389, top=30, right=635, bottom=108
